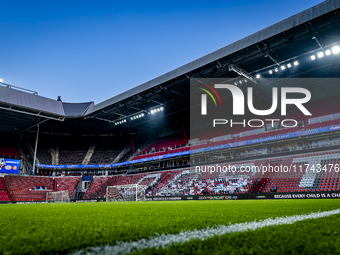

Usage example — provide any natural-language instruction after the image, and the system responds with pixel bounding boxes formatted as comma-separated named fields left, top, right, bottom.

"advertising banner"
left=0, top=158, right=20, bottom=174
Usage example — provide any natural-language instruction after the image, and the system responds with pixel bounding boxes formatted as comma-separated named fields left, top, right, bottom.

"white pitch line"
left=70, top=208, right=340, bottom=255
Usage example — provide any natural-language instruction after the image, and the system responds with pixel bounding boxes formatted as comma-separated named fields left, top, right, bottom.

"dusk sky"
left=0, top=0, right=323, bottom=104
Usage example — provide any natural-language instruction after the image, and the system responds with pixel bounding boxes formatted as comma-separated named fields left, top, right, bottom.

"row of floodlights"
left=114, top=107, right=164, bottom=125
left=150, top=107, right=164, bottom=114
left=234, top=79, right=248, bottom=86
left=256, top=61, right=299, bottom=78
left=131, top=113, right=145, bottom=120
left=114, top=119, right=126, bottom=125
left=255, top=45, right=340, bottom=79
left=310, top=45, right=340, bottom=60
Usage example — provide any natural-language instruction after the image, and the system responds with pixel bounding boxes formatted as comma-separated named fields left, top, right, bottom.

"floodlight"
left=0, top=79, right=3, bottom=83
left=274, top=68, right=279, bottom=72
left=281, top=66, right=285, bottom=70
left=332, top=45, right=340, bottom=54
left=294, top=61, right=299, bottom=66
left=317, top=52, right=324, bottom=58
left=325, top=50, right=331, bottom=56
left=311, top=55, right=316, bottom=60
left=256, top=74, right=260, bottom=78
left=287, top=63, right=292, bottom=68
left=269, top=70, right=273, bottom=74
left=160, top=107, right=163, bottom=111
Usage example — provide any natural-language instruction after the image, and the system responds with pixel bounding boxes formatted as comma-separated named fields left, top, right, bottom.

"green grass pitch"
left=1, top=199, right=340, bottom=254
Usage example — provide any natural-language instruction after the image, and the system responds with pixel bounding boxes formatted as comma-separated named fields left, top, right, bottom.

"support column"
left=32, top=124, right=40, bottom=174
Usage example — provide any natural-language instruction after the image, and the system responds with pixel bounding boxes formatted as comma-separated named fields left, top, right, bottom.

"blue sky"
left=0, top=0, right=324, bottom=104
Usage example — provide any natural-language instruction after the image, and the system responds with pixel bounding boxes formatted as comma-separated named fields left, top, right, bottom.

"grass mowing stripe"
left=70, top=208, right=340, bottom=255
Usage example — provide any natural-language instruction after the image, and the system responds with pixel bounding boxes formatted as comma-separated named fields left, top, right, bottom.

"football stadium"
left=2, top=1, right=340, bottom=254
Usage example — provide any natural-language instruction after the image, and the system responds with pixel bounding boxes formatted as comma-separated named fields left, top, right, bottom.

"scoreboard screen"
left=0, top=158, right=20, bottom=174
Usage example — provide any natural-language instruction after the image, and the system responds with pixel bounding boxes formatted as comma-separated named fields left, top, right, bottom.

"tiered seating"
left=315, top=151, right=340, bottom=191
left=54, top=177, right=81, bottom=198
left=0, top=177, right=11, bottom=202
left=207, top=138, right=235, bottom=147
left=83, top=176, right=111, bottom=199
left=37, top=151, right=52, bottom=165
left=136, top=134, right=187, bottom=158
left=140, top=138, right=165, bottom=155
left=288, top=95, right=340, bottom=123
left=230, top=124, right=261, bottom=135
left=0, top=191, right=10, bottom=201
left=192, top=126, right=232, bottom=140
left=0, top=132, right=20, bottom=158
left=133, top=151, right=166, bottom=160
left=5, top=176, right=53, bottom=201
left=234, top=127, right=301, bottom=143
left=114, top=174, right=147, bottom=186
left=254, top=151, right=340, bottom=193
left=154, top=133, right=186, bottom=151
left=58, top=136, right=92, bottom=165
left=303, top=118, right=340, bottom=130
left=90, top=136, right=130, bottom=164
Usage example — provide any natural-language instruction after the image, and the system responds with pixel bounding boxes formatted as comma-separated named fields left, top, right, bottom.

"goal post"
left=46, top=190, right=70, bottom=203
left=106, top=184, right=146, bottom=202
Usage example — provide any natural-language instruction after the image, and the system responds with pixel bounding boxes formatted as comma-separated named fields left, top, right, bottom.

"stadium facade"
left=1, top=0, right=340, bottom=202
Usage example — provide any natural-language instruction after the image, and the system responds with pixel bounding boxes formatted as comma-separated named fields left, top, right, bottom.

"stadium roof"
left=85, top=0, right=340, bottom=117
left=62, top=102, right=94, bottom=118
left=0, top=85, right=65, bottom=117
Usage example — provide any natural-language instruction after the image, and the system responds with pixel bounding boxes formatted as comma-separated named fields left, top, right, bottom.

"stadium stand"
left=287, top=96, right=340, bottom=123
left=5, top=176, right=53, bottom=201
left=54, top=177, right=81, bottom=197
left=0, top=132, right=21, bottom=158
left=0, top=177, right=11, bottom=202
left=89, top=136, right=130, bottom=164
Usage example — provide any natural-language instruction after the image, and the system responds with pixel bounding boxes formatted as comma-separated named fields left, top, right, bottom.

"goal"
left=106, top=184, right=146, bottom=202
left=46, top=190, right=70, bottom=203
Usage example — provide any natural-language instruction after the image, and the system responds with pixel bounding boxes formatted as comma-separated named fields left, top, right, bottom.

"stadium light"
left=148, top=106, right=164, bottom=115
left=256, top=74, right=260, bottom=78
left=317, top=52, right=324, bottom=58
left=287, top=63, right=292, bottom=68
left=294, top=61, right=299, bottom=66
left=311, top=55, right=316, bottom=60
left=0, top=79, right=3, bottom=83
left=269, top=70, right=273, bottom=74
left=325, top=49, right=331, bottom=56
left=332, top=45, right=340, bottom=54
left=274, top=68, right=279, bottom=72
left=281, top=66, right=285, bottom=70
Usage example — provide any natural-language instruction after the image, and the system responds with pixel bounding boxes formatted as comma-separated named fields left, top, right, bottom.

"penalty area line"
left=70, top=208, right=340, bottom=255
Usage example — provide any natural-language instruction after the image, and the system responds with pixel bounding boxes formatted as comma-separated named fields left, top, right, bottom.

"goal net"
left=46, top=190, right=70, bottom=203
left=106, top=184, right=146, bottom=202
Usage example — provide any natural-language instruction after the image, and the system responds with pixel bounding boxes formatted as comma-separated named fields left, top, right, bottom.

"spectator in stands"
left=273, top=185, right=278, bottom=192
